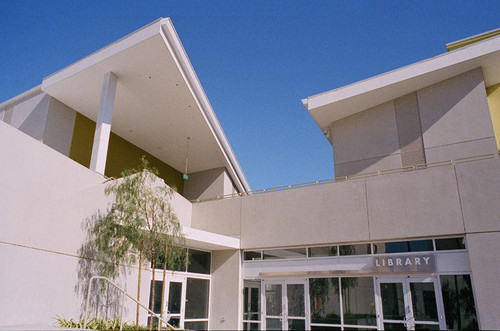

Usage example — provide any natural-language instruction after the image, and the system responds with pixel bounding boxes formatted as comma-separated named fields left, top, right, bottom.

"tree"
left=91, top=157, right=186, bottom=330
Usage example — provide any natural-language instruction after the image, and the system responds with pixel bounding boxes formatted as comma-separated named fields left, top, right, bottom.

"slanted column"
left=90, top=72, right=118, bottom=174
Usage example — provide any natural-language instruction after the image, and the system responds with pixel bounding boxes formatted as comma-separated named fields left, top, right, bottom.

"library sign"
left=373, top=254, right=435, bottom=273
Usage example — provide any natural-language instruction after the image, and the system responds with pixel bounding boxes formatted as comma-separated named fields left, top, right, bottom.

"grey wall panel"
left=334, top=154, right=402, bottom=178
left=183, top=167, right=226, bottom=201
left=10, top=91, right=50, bottom=141
left=330, top=101, right=400, bottom=165
left=43, top=98, right=77, bottom=156
left=394, top=92, right=426, bottom=166
left=240, top=180, right=370, bottom=248
left=425, top=137, right=497, bottom=163
left=456, top=158, right=500, bottom=233
left=466, top=232, right=500, bottom=330
left=418, top=68, right=495, bottom=150
left=366, top=165, right=465, bottom=240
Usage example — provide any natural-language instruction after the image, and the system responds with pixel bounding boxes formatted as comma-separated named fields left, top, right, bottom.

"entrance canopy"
left=41, top=18, right=250, bottom=193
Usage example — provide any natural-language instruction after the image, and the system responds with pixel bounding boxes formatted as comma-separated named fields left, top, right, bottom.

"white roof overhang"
left=303, top=34, right=500, bottom=130
left=182, top=226, right=240, bottom=251
left=41, top=18, right=250, bottom=193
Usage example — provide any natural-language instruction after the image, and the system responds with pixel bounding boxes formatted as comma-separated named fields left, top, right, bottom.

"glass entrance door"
left=263, top=279, right=309, bottom=330
left=375, top=276, right=445, bottom=330
left=164, top=279, right=185, bottom=328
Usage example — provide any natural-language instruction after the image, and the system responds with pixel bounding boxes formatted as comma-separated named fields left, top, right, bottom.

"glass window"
left=380, top=283, right=405, bottom=320
left=309, top=246, right=338, bottom=257
left=440, top=275, right=479, bottom=329
left=263, top=248, right=307, bottom=259
left=435, top=237, right=465, bottom=250
left=339, top=244, right=371, bottom=256
left=341, top=277, right=376, bottom=326
left=373, top=240, right=433, bottom=254
left=185, top=278, right=210, bottom=319
left=410, top=283, right=438, bottom=322
left=265, top=284, right=282, bottom=316
left=187, top=249, right=211, bottom=274
left=309, top=278, right=341, bottom=324
left=244, top=250, right=262, bottom=261
left=243, top=280, right=261, bottom=321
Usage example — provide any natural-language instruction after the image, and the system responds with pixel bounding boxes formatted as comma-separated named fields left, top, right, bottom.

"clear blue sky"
left=1, top=1, right=499, bottom=189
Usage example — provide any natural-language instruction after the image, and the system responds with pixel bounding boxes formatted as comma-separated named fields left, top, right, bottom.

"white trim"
left=304, top=33, right=500, bottom=127
left=42, top=19, right=164, bottom=88
left=182, top=226, right=240, bottom=250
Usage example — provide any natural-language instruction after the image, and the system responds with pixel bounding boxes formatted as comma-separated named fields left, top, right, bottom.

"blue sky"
left=1, top=1, right=499, bottom=189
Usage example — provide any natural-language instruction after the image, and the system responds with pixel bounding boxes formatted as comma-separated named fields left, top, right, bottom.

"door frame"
left=374, top=274, right=446, bottom=330
left=262, top=278, right=310, bottom=330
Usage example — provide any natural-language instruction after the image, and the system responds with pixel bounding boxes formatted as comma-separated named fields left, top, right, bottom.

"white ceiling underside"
left=304, top=34, right=500, bottom=130
left=41, top=19, right=250, bottom=192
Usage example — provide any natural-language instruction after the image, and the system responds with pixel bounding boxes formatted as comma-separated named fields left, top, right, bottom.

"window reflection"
left=309, top=278, right=341, bottom=324
left=339, top=244, right=371, bottom=256
left=435, top=238, right=466, bottom=250
left=440, top=275, right=478, bottom=329
left=263, top=248, right=307, bottom=259
left=341, top=277, right=376, bottom=326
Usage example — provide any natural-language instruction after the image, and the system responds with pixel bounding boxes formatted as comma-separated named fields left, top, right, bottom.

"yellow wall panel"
left=69, top=113, right=184, bottom=193
left=486, top=83, right=500, bottom=151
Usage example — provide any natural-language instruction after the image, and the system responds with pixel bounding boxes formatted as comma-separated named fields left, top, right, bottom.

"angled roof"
left=40, top=18, right=250, bottom=193
left=303, top=32, right=500, bottom=130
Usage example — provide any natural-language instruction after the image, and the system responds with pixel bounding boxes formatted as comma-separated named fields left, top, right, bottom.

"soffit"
left=304, top=34, right=500, bottom=130
left=41, top=19, right=250, bottom=192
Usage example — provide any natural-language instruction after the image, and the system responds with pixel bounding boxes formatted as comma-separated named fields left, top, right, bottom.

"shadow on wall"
left=75, top=211, right=129, bottom=320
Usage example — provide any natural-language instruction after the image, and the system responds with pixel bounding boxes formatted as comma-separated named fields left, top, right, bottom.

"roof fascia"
left=0, top=85, right=41, bottom=109
left=160, top=19, right=251, bottom=193
left=41, top=18, right=164, bottom=89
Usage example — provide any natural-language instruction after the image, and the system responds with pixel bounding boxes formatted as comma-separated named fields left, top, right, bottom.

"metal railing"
left=191, top=152, right=500, bottom=203
left=84, top=276, right=175, bottom=331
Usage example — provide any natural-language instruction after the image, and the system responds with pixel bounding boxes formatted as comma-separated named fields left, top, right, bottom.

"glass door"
left=164, top=278, right=185, bottom=328
left=262, top=279, right=309, bottom=330
left=375, top=276, right=445, bottom=330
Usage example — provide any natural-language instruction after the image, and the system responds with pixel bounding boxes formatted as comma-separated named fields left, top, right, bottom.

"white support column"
left=90, top=72, right=118, bottom=175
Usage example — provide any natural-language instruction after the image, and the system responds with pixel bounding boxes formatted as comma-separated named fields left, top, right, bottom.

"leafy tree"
left=91, top=157, right=186, bottom=330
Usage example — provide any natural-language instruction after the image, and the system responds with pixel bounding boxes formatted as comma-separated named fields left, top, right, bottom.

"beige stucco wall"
left=240, top=180, right=370, bottom=248
left=0, top=121, right=188, bottom=327
left=194, top=162, right=470, bottom=249
left=209, top=250, right=241, bottom=330
left=191, top=198, right=242, bottom=237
